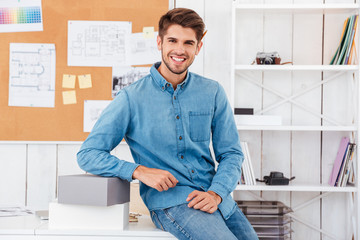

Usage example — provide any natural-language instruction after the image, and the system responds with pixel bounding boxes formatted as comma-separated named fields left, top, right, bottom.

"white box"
left=49, top=201, right=129, bottom=230
left=235, top=115, right=282, bottom=126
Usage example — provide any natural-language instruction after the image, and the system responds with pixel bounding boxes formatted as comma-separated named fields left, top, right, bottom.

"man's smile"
left=170, top=55, right=186, bottom=63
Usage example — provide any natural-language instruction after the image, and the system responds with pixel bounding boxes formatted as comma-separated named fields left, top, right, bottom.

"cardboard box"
left=58, top=174, right=130, bottom=206
left=49, top=201, right=129, bottom=230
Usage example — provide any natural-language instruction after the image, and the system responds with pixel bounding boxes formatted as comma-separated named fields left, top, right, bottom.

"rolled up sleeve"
left=77, top=90, right=140, bottom=182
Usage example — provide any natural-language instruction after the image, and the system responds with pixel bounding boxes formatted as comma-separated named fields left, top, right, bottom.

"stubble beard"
left=161, top=47, right=195, bottom=76
left=162, top=54, right=189, bottom=75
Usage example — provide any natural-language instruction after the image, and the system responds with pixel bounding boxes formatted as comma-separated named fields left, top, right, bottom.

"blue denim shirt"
left=77, top=62, right=243, bottom=220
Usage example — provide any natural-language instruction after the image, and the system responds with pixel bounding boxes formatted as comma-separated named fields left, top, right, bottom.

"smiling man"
left=77, top=8, right=258, bottom=240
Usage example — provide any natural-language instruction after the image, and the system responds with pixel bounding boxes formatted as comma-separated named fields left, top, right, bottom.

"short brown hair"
left=158, top=8, right=205, bottom=42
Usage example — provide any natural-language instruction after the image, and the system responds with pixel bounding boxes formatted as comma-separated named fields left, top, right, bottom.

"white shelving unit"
left=235, top=182, right=357, bottom=193
left=233, top=3, right=360, bottom=13
left=231, top=1, right=359, bottom=239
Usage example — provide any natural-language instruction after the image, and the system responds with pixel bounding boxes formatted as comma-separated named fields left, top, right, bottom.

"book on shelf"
left=240, top=142, right=256, bottom=185
left=328, top=137, right=356, bottom=187
left=348, top=160, right=356, bottom=185
left=338, top=143, right=356, bottom=187
left=330, top=15, right=359, bottom=65
left=328, top=137, right=349, bottom=186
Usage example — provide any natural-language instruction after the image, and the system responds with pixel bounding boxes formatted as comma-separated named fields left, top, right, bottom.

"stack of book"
left=240, top=142, right=256, bottom=185
left=328, top=137, right=356, bottom=187
left=237, top=200, right=292, bottom=240
left=330, top=15, right=359, bottom=65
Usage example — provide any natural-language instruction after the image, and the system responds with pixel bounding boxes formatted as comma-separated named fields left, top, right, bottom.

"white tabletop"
left=0, top=215, right=175, bottom=239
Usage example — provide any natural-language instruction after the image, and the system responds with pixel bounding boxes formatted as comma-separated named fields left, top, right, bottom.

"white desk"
left=0, top=215, right=175, bottom=240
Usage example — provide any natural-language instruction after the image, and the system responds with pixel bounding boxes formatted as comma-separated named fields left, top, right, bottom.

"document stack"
left=237, top=200, right=293, bottom=240
left=49, top=174, right=130, bottom=230
left=240, top=142, right=256, bottom=185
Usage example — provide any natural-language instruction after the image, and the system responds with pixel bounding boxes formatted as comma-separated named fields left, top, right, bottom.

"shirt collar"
left=150, top=62, right=190, bottom=92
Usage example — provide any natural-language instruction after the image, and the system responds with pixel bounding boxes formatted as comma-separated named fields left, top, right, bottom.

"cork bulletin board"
left=0, top=0, right=168, bottom=141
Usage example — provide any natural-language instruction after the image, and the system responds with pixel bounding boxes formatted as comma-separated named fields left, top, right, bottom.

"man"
left=77, top=8, right=258, bottom=240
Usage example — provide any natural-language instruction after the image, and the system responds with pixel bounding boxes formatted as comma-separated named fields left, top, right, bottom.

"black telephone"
left=256, top=172, right=295, bottom=185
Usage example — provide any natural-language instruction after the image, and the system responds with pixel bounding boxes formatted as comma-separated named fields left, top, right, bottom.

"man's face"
left=157, top=24, right=203, bottom=76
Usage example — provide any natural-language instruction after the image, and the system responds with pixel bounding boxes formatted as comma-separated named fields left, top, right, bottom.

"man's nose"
left=173, top=43, right=186, bottom=54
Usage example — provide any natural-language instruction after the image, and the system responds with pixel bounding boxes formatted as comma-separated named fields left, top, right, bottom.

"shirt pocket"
left=189, top=111, right=212, bottom=142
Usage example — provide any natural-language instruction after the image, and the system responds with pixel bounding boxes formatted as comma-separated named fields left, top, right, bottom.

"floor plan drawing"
left=68, top=21, right=131, bottom=66
left=9, top=43, right=56, bottom=107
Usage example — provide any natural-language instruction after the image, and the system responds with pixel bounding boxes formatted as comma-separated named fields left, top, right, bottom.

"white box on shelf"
left=234, top=115, right=282, bottom=126
left=49, top=201, right=129, bottom=230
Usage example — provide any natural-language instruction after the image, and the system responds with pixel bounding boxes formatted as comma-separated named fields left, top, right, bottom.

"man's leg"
left=225, top=206, right=259, bottom=240
left=150, top=203, right=238, bottom=240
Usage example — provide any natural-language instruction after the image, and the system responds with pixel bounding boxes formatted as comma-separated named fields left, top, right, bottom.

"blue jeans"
left=150, top=204, right=259, bottom=240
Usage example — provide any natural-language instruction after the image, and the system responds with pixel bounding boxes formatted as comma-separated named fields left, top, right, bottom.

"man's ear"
left=157, top=35, right=162, bottom=51
left=195, top=41, right=203, bottom=56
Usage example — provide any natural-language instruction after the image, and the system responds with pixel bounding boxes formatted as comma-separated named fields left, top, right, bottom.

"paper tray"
left=259, top=236, right=290, bottom=240
left=246, top=215, right=292, bottom=225
left=237, top=201, right=293, bottom=215
left=254, top=225, right=292, bottom=236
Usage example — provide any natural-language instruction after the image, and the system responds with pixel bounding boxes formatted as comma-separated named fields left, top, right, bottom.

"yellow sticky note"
left=62, top=90, right=77, bottom=105
left=143, top=27, right=155, bottom=39
left=62, top=74, right=76, bottom=88
left=78, top=74, right=92, bottom=89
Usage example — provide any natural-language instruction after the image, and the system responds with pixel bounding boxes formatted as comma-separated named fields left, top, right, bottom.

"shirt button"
left=180, top=155, right=184, bottom=159
left=176, top=115, right=180, bottom=119
left=191, top=170, right=195, bottom=173
left=179, top=136, right=182, bottom=140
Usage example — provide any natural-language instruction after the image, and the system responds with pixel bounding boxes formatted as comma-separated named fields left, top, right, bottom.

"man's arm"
left=78, top=90, right=178, bottom=190
left=77, top=90, right=139, bottom=181
left=207, top=83, right=243, bottom=199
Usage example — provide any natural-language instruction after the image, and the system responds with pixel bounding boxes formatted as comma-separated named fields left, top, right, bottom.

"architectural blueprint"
left=68, top=20, right=131, bottom=66
left=9, top=43, right=56, bottom=107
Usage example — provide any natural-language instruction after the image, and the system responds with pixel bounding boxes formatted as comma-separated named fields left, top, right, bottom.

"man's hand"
left=186, top=190, right=222, bottom=214
left=132, top=165, right=178, bottom=192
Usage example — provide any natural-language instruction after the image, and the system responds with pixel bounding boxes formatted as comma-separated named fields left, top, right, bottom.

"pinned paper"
left=62, top=90, right=77, bottom=105
left=78, top=74, right=92, bottom=89
left=143, top=27, right=155, bottom=39
left=62, top=74, right=76, bottom=88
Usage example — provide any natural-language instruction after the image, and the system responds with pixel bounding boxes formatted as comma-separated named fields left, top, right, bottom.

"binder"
left=328, top=137, right=350, bottom=186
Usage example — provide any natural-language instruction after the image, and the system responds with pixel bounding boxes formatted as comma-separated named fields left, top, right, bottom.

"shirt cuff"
left=118, top=161, right=141, bottom=182
left=207, top=182, right=230, bottom=202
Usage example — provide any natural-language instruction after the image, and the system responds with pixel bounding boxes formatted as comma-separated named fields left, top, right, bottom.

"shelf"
left=236, top=125, right=357, bottom=131
left=235, top=182, right=357, bottom=192
left=234, top=3, right=360, bottom=14
left=235, top=65, right=359, bottom=71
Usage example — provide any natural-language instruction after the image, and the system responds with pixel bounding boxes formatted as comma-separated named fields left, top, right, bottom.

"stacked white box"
left=49, top=202, right=129, bottom=230
left=49, top=174, right=130, bottom=230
